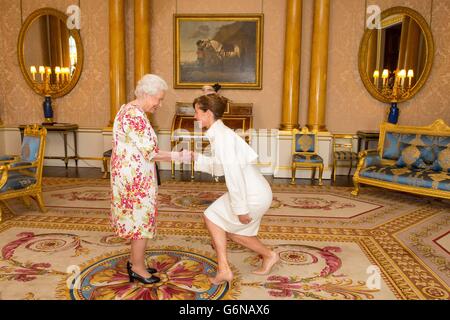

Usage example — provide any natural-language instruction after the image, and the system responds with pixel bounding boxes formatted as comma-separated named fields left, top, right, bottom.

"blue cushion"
left=360, top=165, right=450, bottom=191
left=431, top=146, right=450, bottom=173
left=295, top=134, right=315, bottom=152
left=21, top=136, right=41, bottom=162
left=396, top=142, right=435, bottom=169
left=103, top=149, right=112, bottom=157
left=383, top=133, right=438, bottom=160
left=435, top=136, right=450, bottom=147
left=400, top=134, right=436, bottom=146
left=0, top=174, right=37, bottom=192
left=293, top=154, right=323, bottom=163
left=382, top=133, right=401, bottom=160
left=364, top=154, right=381, bottom=167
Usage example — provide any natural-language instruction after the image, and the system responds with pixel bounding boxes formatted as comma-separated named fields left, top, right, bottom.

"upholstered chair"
left=0, top=124, right=47, bottom=222
left=331, top=134, right=358, bottom=182
left=291, top=127, right=324, bottom=185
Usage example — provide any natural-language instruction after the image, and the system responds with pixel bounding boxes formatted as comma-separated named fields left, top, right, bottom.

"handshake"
left=171, top=150, right=196, bottom=164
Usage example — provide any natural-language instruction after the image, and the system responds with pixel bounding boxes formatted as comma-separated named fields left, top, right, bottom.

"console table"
left=356, top=130, right=380, bottom=153
left=19, top=123, right=79, bottom=168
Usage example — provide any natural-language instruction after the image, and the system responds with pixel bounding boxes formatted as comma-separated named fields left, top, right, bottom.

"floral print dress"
left=110, top=103, right=159, bottom=239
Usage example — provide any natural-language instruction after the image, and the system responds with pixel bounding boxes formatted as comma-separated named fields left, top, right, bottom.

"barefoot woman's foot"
left=252, top=251, right=279, bottom=275
left=209, top=269, right=233, bottom=286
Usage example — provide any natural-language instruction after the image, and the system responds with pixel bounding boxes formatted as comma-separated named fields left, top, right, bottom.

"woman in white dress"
left=193, top=94, right=279, bottom=285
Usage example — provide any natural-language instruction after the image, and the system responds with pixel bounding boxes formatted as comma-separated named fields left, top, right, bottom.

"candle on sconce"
left=373, top=70, right=379, bottom=86
left=400, top=69, right=407, bottom=88
left=30, top=66, right=37, bottom=81
left=382, top=69, right=389, bottom=87
left=407, top=69, right=414, bottom=87
left=39, top=66, right=45, bottom=82
left=65, top=68, right=71, bottom=82
left=55, top=67, right=61, bottom=83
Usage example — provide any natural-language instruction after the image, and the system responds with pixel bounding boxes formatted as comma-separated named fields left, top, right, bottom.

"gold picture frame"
left=174, top=14, right=263, bottom=89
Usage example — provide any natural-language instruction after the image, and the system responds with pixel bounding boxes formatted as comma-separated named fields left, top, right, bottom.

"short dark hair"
left=193, top=94, right=229, bottom=119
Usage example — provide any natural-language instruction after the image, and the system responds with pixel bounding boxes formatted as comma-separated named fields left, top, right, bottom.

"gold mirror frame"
left=358, top=6, right=434, bottom=103
left=17, top=7, right=84, bottom=98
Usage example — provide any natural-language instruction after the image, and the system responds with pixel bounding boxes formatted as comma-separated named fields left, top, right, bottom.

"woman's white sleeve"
left=218, top=138, right=249, bottom=215
left=194, top=153, right=214, bottom=175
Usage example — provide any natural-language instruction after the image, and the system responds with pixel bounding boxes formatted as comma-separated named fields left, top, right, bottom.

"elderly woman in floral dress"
left=110, top=74, right=191, bottom=284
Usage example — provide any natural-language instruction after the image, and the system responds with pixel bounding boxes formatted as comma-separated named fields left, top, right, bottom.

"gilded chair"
left=331, top=134, right=358, bottom=182
left=291, top=127, right=324, bottom=185
left=0, top=125, right=47, bottom=222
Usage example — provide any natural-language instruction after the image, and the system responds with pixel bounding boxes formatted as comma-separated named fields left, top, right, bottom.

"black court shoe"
left=127, top=261, right=157, bottom=274
left=127, top=266, right=160, bottom=284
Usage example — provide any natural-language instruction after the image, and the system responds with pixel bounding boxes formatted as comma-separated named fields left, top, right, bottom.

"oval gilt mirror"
left=358, top=6, right=434, bottom=104
left=17, top=8, right=83, bottom=98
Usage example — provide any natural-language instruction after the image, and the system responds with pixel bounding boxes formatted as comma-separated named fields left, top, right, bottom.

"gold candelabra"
left=30, top=65, right=72, bottom=96
left=373, top=68, right=414, bottom=102
left=29, top=65, right=72, bottom=125
left=373, top=68, right=414, bottom=124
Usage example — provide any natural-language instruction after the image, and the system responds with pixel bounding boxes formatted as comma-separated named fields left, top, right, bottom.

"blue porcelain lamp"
left=42, top=95, right=54, bottom=124
left=387, top=102, right=399, bottom=124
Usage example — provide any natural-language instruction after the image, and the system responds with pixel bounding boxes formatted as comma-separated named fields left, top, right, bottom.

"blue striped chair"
left=331, top=134, right=358, bottom=182
left=291, top=127, right=323, bottom=185
left=0, top=125, right=47, bottom=222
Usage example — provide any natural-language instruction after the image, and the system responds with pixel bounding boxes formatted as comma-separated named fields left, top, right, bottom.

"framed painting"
left=174, top=14, right=263, bottom=89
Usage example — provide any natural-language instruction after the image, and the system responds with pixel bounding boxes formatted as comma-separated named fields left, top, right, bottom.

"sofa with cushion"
left=351, top=119, right=450, bottom=199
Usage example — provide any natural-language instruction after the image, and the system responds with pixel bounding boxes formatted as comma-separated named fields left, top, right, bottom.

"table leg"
left=63, top=132, right=68, bottom=169
left=73, top=130, right=78, bottom=168
left=190, top=139, right=195, bottom=180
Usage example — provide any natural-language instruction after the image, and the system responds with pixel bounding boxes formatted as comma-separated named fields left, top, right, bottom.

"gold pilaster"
left=109, top=0, right=126, bottom=127
left=280, top=0, right=302, bottom=131
left=307, top=0, right=330, bottom=132
left=134, top=0, right=156, bottom=126
left=134, top=0, right=151, bottom=85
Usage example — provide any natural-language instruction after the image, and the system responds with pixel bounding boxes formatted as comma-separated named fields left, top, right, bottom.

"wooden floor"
left=43, top=166, right=355, bottom=187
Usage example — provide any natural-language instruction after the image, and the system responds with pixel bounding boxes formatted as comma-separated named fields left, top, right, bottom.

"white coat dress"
left=194, top=120, right=273, bottom=236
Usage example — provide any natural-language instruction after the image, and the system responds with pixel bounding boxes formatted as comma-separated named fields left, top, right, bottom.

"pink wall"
left=0, top=0, right=449, bottom=131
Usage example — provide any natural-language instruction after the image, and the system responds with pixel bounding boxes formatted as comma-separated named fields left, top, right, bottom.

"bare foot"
left=209, top=269, right=233, bottom=286
left=252, top=251, right=279, bottom=275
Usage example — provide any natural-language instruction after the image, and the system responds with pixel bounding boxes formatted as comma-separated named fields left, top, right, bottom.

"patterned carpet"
left=0, top=177, right=448, bottom=300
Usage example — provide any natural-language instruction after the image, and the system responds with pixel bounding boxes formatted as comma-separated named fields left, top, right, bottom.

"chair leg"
left=171, top=160, right=175, bottom=179
left=332, top=160, right=336, bottom=182
left=348, top=160, right=352, bottom=176
left=22, top=196, right=32, bottom=209
left=291, top=165, right=296, bottom=185
left=311, top=168, right=316, bottom=182
left=318, top=165, right=324, bottom=186
left=35, top=192, right=47, bottom=213
left=102, top=158, right=109, bottom=179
